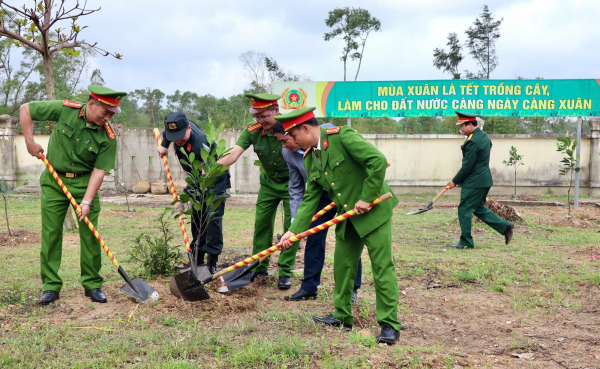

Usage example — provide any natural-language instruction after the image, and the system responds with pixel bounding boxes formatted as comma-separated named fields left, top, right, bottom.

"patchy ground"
left=1, top=194, right=600, bottom=368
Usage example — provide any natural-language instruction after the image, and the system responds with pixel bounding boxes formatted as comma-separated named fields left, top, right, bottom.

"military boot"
left=207, top=253, right=219, bottom=275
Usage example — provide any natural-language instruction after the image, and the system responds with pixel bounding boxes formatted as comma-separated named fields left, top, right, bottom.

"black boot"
left=207, top=253, right=218, bottom=275
left=39, top=290, right=59, bottom=306
left=84, top=288, right=107, bottom=303
left=375, top=325, right=400, bottom=345
left=504, top=222, right=514, bottom=245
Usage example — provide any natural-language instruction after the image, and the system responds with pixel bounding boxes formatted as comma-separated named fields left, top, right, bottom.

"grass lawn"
left=1, top=193, right=599, bottom=368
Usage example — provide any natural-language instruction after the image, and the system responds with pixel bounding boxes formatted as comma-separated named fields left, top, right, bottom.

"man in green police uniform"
left=20, top=85, right=126, bottom=305
left=448, top=111, right=514, bottom=249
left=278, top=107, right=402, bottom=345
left=216, top=93, right=297, bottom=289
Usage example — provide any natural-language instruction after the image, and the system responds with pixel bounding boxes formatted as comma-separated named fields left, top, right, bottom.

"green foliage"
left=324, top=7, right=381, bottom=81
left=503, top=146, right=524, bottom=197
left=556, top=133, right=580, bottom=218
left=177, top=119, right=232, bottom=241
left=464, top=5, right=503, bottom=79
left=433, top=32, right=463, bottom=79
left=128, top=210, right=182, bottom=278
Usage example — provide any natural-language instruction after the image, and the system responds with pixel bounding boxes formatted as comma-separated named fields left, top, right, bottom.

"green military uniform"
left=237, top=93, right=297, bottom=276
left=286, top=115, right=401, bottom=330
left=453, top=117, right=510, bottom=248
left=34, top=87, right=123, bottom=292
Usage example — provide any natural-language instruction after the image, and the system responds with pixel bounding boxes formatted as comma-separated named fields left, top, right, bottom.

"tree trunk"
left=43, top=52, right=78, bottom=231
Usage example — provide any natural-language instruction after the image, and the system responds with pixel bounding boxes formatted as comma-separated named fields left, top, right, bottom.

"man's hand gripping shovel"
left=171, top=193, right=393, bottom=301
left=38, top=154, right=158, bottom=303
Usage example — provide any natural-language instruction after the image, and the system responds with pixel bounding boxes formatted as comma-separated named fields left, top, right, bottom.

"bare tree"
left=239, top=51, right=267, bottom=92
left=0, top=0, right=122, bottom=100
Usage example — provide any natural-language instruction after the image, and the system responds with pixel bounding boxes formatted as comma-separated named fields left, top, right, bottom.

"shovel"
left=171, top=193, right=392, bottom=301
left=39, top=154, right=158, bottom=303
left=154, top=129, right=212, bottom=299
left=217, top=202, right=337, bottom=293
left=407, top=185, right=451, bottom=215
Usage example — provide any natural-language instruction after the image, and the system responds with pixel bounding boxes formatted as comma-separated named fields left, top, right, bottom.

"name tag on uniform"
left=255, top=146, right=266, bottom=151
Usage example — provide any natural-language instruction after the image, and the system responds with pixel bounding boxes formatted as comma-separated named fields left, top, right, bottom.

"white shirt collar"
left=313, top=129, right=322, bottom=151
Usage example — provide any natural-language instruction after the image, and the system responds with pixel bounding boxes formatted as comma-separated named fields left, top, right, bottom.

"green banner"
left=272, top=79, right=600, bottom=118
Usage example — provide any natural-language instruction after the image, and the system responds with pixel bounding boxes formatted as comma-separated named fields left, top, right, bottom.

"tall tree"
left=433, top=32, right=463, bottom=79
left=132, top=88, right=165, bottom=127
left=324, top=7, right=381, bottom=81
left=464, top=5, right=503, bottom=79
left=239, top=50, right=268, bottom=93
left=0, top=1, right=122, bottom=100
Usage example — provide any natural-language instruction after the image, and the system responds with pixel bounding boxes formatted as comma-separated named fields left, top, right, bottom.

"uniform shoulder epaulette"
left=62, top=100, right=82, bottom=108
left=104, top=122, right=116, bottom=140
left=467, top=134, right=473, bottom=141
left=247, top=122, right=262, bottom=133
left=303, top=147, right=312, bottom=159
left=326, top=126, right=341, bottom=135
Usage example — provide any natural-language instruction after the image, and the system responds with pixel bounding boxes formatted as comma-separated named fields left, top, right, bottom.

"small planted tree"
left=502, top=146, right=524, bottom=198
left=175, top=120, right=231, bottom=263
left=556, top=133, right=580, bottom=219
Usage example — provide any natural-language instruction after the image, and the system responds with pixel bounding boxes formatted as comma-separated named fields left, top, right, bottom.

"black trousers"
left=190, top=199, right=226, bottom=256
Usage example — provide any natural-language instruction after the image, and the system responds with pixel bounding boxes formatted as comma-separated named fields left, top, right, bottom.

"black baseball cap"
left=164, top=111, right=190, bottom=141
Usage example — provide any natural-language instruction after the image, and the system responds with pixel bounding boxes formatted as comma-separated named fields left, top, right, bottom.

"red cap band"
left=282, top=111, right=316, bottom=131
left=458, top=117, right=476, bottom=122
left=90, top=92, right=121, bottom=107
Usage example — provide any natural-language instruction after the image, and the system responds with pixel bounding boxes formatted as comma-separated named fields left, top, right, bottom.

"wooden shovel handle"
left=431, top=185, right=451, bottom=204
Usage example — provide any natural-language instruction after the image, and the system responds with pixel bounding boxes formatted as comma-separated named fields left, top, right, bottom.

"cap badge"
left=168, top=122, right=177, bottom=129
left=115, top=96, right=122, bottom=102
left=249, top=98, right=256, bottom=104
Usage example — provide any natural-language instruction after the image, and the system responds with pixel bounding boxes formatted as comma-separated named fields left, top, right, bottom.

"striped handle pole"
left=207, top=192, right=393, bottom=283
left=38, top=154, right=119, bottom=269
left=153, top=129, right=192, bottom=252
left=311, top=202, right=335, bottom=222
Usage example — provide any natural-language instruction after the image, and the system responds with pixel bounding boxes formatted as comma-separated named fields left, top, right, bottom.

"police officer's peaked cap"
left=164, top=111, right=191, bottom=142
left=274, top=107, right=316, bottom=131
left=88, top=85, right=127, bottom=114
left=455, top=111, right=479, bottom=125
left=245, top=92, right=281, bottom=114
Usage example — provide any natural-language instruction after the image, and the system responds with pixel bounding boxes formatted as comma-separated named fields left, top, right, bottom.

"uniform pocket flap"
left=330, top=153, right=344, bottom=167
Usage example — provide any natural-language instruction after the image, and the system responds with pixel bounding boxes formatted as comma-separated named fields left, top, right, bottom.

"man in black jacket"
left=157, top=112, right=231, bottom=273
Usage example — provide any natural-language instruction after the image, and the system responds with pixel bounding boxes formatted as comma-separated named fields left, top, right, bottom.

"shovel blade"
left=171, top=270, right=211, bottom=301
left=218, top=265, right=255, bottom=293
left=121, top=277, right=159, bottom=303
left=407, top=207, right=432, bottom=215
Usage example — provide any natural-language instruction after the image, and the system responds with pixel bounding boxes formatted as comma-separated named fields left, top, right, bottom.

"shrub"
left=128, top=210, right=182, bottom=278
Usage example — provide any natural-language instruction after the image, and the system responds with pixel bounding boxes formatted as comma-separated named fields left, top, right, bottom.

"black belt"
left=55, top=171, right=91, bottom=178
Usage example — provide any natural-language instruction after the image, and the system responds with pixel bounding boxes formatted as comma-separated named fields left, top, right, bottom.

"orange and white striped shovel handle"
left=153, top=128, right=192, bottom=252
left=209, top=193, right=392, bottom=282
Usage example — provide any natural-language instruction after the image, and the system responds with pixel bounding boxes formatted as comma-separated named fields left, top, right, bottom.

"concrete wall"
left=7, top=119, right=600, bottom=196
left=367, top=133, right=592, bottom=195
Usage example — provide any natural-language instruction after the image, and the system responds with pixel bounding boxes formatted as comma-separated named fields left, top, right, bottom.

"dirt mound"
left=0, top=229, right=41, bottom=247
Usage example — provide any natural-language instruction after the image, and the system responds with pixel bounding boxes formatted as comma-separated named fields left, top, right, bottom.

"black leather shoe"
left=284, top=288, right=317, bottom=301
left=278, top=276, right=291, bottom=290
left=84, top=288, right=107, bottom=303
left=375, top=325, right=400, bottom=345
left=39, top=290, right=59, bottom=306
left=313, top=314, right=352, bottom=329
left=450, top=243, right=464, bottom=249
left=351, top=289, right=358, bottom=304
left=206, top=253, right=218, bottom=275
left=249, top=270, right=268, bottom=282
left=504, top=222, right=514, bottom=245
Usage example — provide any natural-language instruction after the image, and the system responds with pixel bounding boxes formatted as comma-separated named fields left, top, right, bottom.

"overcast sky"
left=78, top=0, right=599, bottom=97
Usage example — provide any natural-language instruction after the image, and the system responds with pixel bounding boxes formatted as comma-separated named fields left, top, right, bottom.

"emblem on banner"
left=280, top=88, right=308, bottom=110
